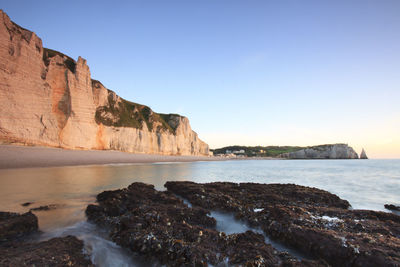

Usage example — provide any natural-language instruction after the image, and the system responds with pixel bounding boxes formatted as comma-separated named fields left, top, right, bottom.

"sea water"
left=0, top=159, right=399, bottom=266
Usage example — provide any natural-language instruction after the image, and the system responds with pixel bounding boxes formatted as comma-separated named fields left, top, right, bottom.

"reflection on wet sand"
left=0, top=162, right=194, bottom=231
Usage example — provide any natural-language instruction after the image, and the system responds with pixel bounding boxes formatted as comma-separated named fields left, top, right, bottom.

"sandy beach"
left=0, top=145, right=223, bottom=169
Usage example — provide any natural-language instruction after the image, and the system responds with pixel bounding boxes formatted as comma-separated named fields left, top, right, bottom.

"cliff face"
left=278, top=144, right=359, bottom=159
left=0, top=10, right=209, bottom=155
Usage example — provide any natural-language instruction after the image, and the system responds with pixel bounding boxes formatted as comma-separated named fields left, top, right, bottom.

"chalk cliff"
left=278, top=144, right=359, bottom=159
left=0, top=10, right=209, bottom=155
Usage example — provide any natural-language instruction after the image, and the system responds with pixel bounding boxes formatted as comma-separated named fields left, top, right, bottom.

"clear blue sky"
left=3, top=1, right=400, bottom=157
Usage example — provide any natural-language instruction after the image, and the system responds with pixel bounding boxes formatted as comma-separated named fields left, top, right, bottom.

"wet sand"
left=0, top=145, right=223, bottom=169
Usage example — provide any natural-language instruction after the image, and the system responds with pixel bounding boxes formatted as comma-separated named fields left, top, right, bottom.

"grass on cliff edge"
left=42, top=48, right=76, bottom=73
left=95, top=89, right=180, bottom=134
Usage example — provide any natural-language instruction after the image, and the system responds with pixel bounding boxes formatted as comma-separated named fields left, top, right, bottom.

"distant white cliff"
left=278, top=144, right=359, bottom=159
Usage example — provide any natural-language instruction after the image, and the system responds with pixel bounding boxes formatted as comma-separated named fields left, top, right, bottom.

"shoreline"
left=0, top=144, right=374, bottom=170
left=0, top=144, right=226, bottom=169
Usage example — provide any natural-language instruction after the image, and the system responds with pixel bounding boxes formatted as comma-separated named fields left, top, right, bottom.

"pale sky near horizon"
left=2, top=1, right=400, bottom=158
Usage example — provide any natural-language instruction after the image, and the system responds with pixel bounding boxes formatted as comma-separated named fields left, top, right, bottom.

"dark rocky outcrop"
left=0, top=211, right=38, bottom=242
left=0, top=235, right=93, bottom=266
left=29, top=204, right=61, bottom=211
left=385, top=204, right=400, bottom=211
left=0, top=211, right=92, bottom=266
left=166, top=182, right=400, bottom=267
left=86, top=182, right=326, bottom=266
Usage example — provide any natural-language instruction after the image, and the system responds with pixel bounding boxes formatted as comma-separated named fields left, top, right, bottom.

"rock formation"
left=385, top=204, right=400, bottom=212
left=0, top=212, right=37, bottom=242
left=166, top=181, right=400, bottom=267
left=86, top=182, right=327, bottom=266
left=360, top=148, right=368, bottom=159
left=0, top=235, right=93, bottom=266
left=0, top=10, right=209, bottom=156
left=86, top=181, right=400, bottom=266
left=0, top=211, right=92, bottom=266
left=278, top=144, right=359, bottom=159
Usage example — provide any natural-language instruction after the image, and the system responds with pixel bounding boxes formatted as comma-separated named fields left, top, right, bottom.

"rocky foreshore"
left=0, top=211, right=92, bottom=266
left=385, top=204, right=400, bottom=212
left=166, top=182, right=400, bottom=266
left=0, top=211, right=38, bottom=243
left=2, top=182, right=399, bottom=266
left=86, top=181, right=400, bottom=266
left=86, top=182, right=325, bottom=266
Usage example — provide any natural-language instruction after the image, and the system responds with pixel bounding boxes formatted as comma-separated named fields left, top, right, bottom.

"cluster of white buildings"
left=213, top=148, right=268, bottom=158
left=215, top=149, right=246, bottom=158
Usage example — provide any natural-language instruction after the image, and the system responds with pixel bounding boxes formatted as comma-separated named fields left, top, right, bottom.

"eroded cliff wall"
left=278, top=144, right=359, bottom=159
left=0, top=10, right=209, bottom=155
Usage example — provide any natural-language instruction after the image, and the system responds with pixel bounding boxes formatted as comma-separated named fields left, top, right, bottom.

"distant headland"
left=212, top=143, right=367, bottom=159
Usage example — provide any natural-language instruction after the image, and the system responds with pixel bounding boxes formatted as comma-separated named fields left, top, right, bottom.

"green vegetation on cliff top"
left=19, top=27, right=184, bottom=136
left=41, top=46, right=184, bottom=135
left=94, top=85, right=181, bottom=134
left=43, top=48, right=76, bottom=73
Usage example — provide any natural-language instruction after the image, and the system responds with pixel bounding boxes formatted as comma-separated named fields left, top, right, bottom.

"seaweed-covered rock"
left=0, top=235, right=93, bottom=266
left=385, top=204, right=400, bottom=211
left=0, top=211, right=38, bottom=242
left=29, top=204, right=61, bottom=211
left=0, top=211, right=92, bottom=266
left=86, top=182, right=325, bottom=266
left=166, top=182, right=400, bottom=267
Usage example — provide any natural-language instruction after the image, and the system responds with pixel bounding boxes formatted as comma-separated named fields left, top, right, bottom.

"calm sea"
left=0, top=159, right=399, bottom=266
